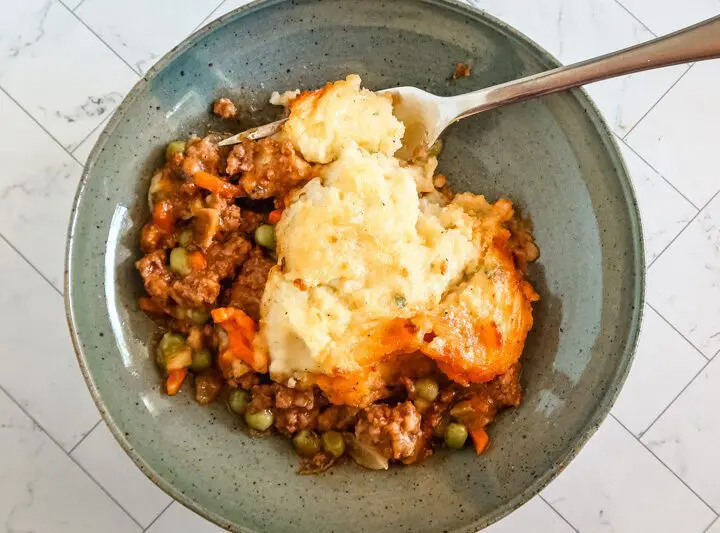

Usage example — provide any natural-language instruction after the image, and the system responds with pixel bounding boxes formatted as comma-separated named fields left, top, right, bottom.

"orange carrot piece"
left=193, top=171, right=239, bottom=197
left=152, top=201, right=174, bottom=233
left=268, top=209, right=283, bottom=224
left=166, top=368, right=187, bottom=396
left=211, top=307, right=267, bottom=373
left=188, top=250, right=207, bottom=271
left=469, top=427, right=489, bottom=455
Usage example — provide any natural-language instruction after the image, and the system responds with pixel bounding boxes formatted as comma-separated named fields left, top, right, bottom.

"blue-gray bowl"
left=65, top=1, right=644, bottom=531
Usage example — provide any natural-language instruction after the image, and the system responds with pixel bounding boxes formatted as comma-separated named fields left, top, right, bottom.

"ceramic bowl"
left=65, top=0, right=644, bottom=531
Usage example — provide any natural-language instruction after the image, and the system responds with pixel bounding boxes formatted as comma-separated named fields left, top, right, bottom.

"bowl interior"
left=66, top=1, right=643, bottom=531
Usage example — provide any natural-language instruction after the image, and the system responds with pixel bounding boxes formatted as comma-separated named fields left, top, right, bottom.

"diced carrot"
left=268, top=209, right=283, bottom=224
left=212, top=307, right=255, bottom=337
left=138, top=297, right=164, bottom=315
left=211, top=307, right=231, bottom=323
left=469, top=427, right=489, bottom=455
left=193, top=171, right=239, bottom=197
left=188, top=250, right=207, bottom=271
left=212, top=307, right=267, bottom=373
left=166, top=368, right=187, bottom=396
left=152, top=200, right=175, bottom=234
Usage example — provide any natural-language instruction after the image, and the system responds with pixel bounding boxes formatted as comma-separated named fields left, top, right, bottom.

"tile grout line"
left=538, top=494, right=580, bottom=533
left=68, top=418, right=102, bottom=454
left=648, top=188, right=720, bottom=269
left=194, top=0, right=228, bottom=32
left=705, top=515, right=719, bottom=533
left=615, top=134, right=700, bottom=210
left=0, top=383, right=144, bottom=531
left=142, top=500, right=174, bottom=532
left=612, top=0, right=657, bottom=37
left=0, top=233, right=62, bottom=297
left=59, top=1, right=143, bottom=77
left=647, top=303, right=712, bottom=360
left=611, top=413, right=719, bottom=516
left=639, top=357, right=710, bottom=439
left=73, top=0, right=88, bottom=11
left=71, top=114, right=110, bottom=159
left=0, top=86, right=83, bottom=167
left=623, top=63, right=694, bottom=140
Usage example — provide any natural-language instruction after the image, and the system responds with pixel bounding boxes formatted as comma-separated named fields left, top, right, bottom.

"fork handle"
left=448, top=15, right=720, bottom=121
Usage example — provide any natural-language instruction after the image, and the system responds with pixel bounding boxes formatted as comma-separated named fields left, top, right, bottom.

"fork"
left=218, top=14, right=720, bottom=157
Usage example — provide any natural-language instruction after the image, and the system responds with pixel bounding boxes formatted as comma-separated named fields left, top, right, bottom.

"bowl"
left=65, top=0, right=644, bottom=531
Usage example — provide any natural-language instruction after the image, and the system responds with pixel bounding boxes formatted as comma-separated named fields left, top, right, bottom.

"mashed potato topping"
left=281, top=74, right=404, bottom=164
left=256, top=75, right=538, bottom=406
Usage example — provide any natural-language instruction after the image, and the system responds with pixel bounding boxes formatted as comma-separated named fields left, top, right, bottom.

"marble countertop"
left=1, top=0, right=719, bottom=532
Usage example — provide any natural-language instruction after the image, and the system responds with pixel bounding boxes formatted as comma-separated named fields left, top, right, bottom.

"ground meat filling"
left=137, top=129, right=535, bottom=472
left=248, top=383, right=325, bottom=435
left=355, top=402, right=423, bottom=461
left=182, top=136, right=223, bottom=177
left=451, top=62, right=472, bottom=79
left=226, top=138, right=313, bottom=199
left=226, top=247, right=275, bottom=320
left=137, top=251, right=173, bottom=307
left=213, top=97, right=238, bottom=119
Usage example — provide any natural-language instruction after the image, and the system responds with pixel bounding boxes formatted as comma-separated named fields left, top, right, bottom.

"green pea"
left=189, top=308, right=210, bottom=325
left=415, top=378, right=439, bottom=402
left=159, top=332, right=186, bottom=356
left=394, top=294, right=407, bottom=308
left=444, top=422, right=468, bottom=449
left=414, top=397, right=432, bottom=414
left=292, top=429, right=322, bottom=457
left=321, top=431, right=346, bottom=458
left=169, top=247, right=191, bottom=276
left=428, top=138, right=444, bottom=158
left=190, top=349, right=212, bottom=372
left=228, top=389, right=250, bottom=414
left=245, top=409, right=274, bottom=431
left=166, top=140, right=186, bottom=160
left=157, top=332, right=191, bottom=371
left=177, top=227, right=193, bottom=248
left=254, top=224, right=276, bottom=249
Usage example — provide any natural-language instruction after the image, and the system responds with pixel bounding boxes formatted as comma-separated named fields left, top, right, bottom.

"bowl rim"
left=64, top=0, right=645, bottom=531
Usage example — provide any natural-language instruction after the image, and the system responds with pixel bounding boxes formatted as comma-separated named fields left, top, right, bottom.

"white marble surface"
left=1, top=0, right=719, bottom=532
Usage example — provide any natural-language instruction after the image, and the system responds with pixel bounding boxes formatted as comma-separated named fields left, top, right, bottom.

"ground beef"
left=182, top=136, right=222, bottom=177
left=506, top=216, right=540, bottom=272
left=136, top=251, right=173, bottom=307
left=226, top=247, right=275, bottom=320
left=205, top=234, right=252, bottom=278
left=317, top=405, right=360, bottom=432
left=140, top=222, right=171, bottom=254
left=225, top=142, right=253, bottom=176
left=275, top=387, right=314, bottom=409
left=451, top=62, right=472, bottom=79
left=355, top=402, right=423, bottom=461
left=169, top=270, right=221, bottom=309
left=226, top=138, right=312, bottom=199
left=249, top=384, right=275, bottom=411
left=275, top=406, right=320, bottom=435
left=212, top=200, right=264, bottom=235
left=248, top=384, right=323, bottom=435
left=213, top=97, right=237, bottom=119
left=236, top=372, right=260, bottom=390
left=487, top=362, right=522, bottom=407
